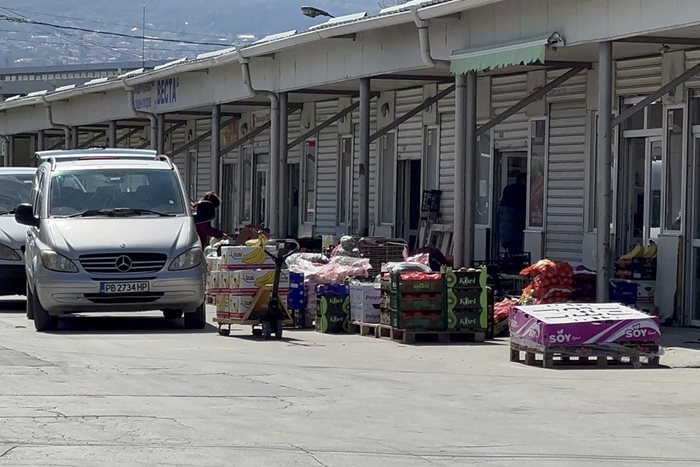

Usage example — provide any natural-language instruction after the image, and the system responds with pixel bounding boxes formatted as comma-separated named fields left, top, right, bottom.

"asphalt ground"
left=0, top=296, right=699, bottom=466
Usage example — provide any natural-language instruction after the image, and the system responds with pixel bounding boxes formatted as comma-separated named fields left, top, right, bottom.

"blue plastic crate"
left=610, top=280, right=637, bottom=306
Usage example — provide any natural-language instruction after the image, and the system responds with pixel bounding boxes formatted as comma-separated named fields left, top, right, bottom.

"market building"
left=2, top=0, right=700, bottom=326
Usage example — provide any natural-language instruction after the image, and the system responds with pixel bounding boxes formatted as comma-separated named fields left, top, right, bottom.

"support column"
left=7, top=135, right=14, bottom=167
left=211, top=105, right=221, bottom=195
left=453, top=74, right=467, bottom=268
left=279, top=92, right=289, bottom=237
left=464, top=72, right=478, bottom=267
left=359, top=78, right=371, bottom=236
left=63, top=128, right=70, bottom=149
left=37, top=130, right=45, bottom=151
left=596, top=41, right=613, bottom=302
left=149, top=120, right=157, bottom=151
left=108, top=121, right=118, bottom=147
left=268, top=97, right=280, bottom=236
left=70, top=126, right=79, bottom=149
left=157, top=114, right=165, bottom=154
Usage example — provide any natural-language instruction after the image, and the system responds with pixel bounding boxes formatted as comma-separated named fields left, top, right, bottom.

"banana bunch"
left=243, top=247, right=267, bottom=265
left=254, top=271, right=275, bottom=287
left=619, top=243, right=644, bottom=260
left=619, top=241, right=658, bottom=260
left=245, top=233, right=269, bottom=247
left=641, top=240, right=657, bottom=259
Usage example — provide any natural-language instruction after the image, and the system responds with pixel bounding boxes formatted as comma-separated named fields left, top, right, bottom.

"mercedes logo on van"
left=115, top=255, right=132, bottom=272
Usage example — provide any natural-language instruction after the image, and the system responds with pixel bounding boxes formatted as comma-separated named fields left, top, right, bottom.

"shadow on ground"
left=47, top=315, right=218, bottom=335
left=0, top=297, right=25, bottom=313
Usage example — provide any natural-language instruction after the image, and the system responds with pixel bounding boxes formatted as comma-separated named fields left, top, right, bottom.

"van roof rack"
left=35, top=148, right=164, bottom=171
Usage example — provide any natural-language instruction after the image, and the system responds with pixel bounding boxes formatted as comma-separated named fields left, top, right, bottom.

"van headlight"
left=169, top=247, right=203, bottom=271
left=0, top=244, right=20, bottom=261
left=41, top=250, right=78, bottom=273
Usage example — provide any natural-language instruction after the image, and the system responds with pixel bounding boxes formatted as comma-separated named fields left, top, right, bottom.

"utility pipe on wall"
left=211, top=105, right=221, bottom=195
left=238, top=53, right=280, bottom=236
left=412, top=7, right=450, bottom=68
left=42, top=97, right=71, bottom=149
left=121, top=78, right=158, bottom=151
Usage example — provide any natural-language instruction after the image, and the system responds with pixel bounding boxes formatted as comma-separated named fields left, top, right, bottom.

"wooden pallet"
left=350, top=321, right=381, bottom=337
left=378, top=325, right=485, bottom=345
left=510, top=344, right=661, bottom=369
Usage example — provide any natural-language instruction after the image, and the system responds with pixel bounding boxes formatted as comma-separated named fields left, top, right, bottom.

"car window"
left=49, top=169, right=186, bottom=216
left=0, top=173, right=34, bottom=214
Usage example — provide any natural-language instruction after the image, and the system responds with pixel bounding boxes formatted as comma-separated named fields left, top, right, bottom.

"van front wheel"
left=183, top=303, right=206, bottom=329
left=33, top=288, right=58, bottom=332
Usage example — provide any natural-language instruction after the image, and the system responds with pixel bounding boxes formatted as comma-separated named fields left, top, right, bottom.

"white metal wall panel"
left=287, top=109, right=302, bottom=165
left=196, top=118, right=212, bottom=198
left=396, top=87, right=424, bottom=161
left=545, top=101, right=587, bottom=263
left=685, top=50, right=700, bottom=88
left=169, top=124, right=188, bottom=179
left=545, top=69, right=587, bottom=103
left=615, top=56, right=663, bottom=97
left=438, top=111, right=455, bottom=225
left=491, top=74, right=529, bottom=151
left=315, top=99, right=340, bottom=235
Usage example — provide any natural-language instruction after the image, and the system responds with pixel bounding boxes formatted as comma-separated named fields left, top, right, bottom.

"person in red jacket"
left=192, top=192, right=227, bottom=247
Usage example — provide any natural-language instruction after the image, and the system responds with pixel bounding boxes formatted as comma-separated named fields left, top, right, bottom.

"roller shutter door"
left=545, top=101, right=587, bottom=263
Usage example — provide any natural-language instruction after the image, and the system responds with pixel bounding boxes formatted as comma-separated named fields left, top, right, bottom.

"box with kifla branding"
left=220, top=246, right=275, bottom=269
left=230, top=270, right=290, bottom=295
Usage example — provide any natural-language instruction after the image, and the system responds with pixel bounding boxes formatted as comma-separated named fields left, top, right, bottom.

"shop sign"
left=132, top=77, right=180, bottom=111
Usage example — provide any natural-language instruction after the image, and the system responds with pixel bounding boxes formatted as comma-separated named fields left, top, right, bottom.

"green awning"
left=450, top=33, right=564, bottom=75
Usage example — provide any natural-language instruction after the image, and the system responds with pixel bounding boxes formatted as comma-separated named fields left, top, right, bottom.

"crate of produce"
left=389, top=292, right=444, bottom=312
left=391, top=309, right=445, bottom=331
left=444, top=267, right=487, bottom=290
left=509, top=303, right=661, bottom=354
left=316, top=284, right=350, bottom=334
left=446, top=287, right=487, bottom=312
left=386, top=272, right=444, bottom=294
left=447, top=308, right=487, bottom=331
left=357, top=238, right=407, bottom=274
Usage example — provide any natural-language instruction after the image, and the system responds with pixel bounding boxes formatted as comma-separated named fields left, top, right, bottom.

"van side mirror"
left=15, top=204, right=39, bottom=227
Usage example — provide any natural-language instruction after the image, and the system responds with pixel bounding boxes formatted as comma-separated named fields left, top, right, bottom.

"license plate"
left=100, top=282, right=149, bottom=294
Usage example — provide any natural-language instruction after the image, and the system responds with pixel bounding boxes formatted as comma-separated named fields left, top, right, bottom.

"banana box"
left=206, top=271, right=221, bottom=293
left=220, top=271, right=237, bottom=291
left=206, top=256, right=221, bottom=274
left=216, top=294, right=230, bottom=319
left=220, top=246, right=275, bottom=269
left=232, top=270, right=290, bottom=293
left=228, top=296, right=255, bottom=320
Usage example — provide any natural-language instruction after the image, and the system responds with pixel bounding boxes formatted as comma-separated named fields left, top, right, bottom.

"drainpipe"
left=121, top=78, right=158, bottom=151
left=42, top=97, right=71, bottom=149
left=412, top=7, right=450, bottom=68
left=238, top=53, right=280, bottom=236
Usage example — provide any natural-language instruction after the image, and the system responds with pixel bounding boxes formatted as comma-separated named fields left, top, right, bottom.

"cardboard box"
left=350, top=283, right=382, bottom=323
left=206, top=256, right=221, bottom=274
left=216, top=294, right=230, bottom=319
left=510, top=303, right=661, bottom=352
left=228, top=295, right=255, bottom=320
left=220, top=246, right=275, bottom=269
left=232, top=270, right=290, bottom=292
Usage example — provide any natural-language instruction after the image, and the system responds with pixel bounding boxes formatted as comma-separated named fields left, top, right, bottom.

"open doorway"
left=616, top=137, right=662, bottom=254
left=493, top=151, right=527, bottom=256
left=288, top=163, right=300, bottom=237
left=396, top=159, right=422, bottom=249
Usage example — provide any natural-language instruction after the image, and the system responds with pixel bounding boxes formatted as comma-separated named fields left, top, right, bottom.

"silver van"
left=15, top=149, right=206, bottom=332
left=0, top=167, right=36, bottom=296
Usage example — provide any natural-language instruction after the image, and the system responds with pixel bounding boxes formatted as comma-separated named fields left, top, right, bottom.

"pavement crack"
left=291, top=444, right=328, bottom=467
left=0, top=445, right=18, bottom=458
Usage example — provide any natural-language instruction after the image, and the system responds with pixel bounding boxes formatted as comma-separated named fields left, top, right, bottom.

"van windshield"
left=49, top=169, right=187, bottom=217
left=0, top=173, right=33, bottom=215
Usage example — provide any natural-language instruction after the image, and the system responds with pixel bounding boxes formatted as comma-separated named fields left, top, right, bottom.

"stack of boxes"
left=316, top=284, right=350, bottom=334
left=445, top=267, right=489, bottom=332
left=384, top=273, right=446, bottom=332
left=206, top=245, right=290, bottom=321
left=287, top=272, right=310, bottom=327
